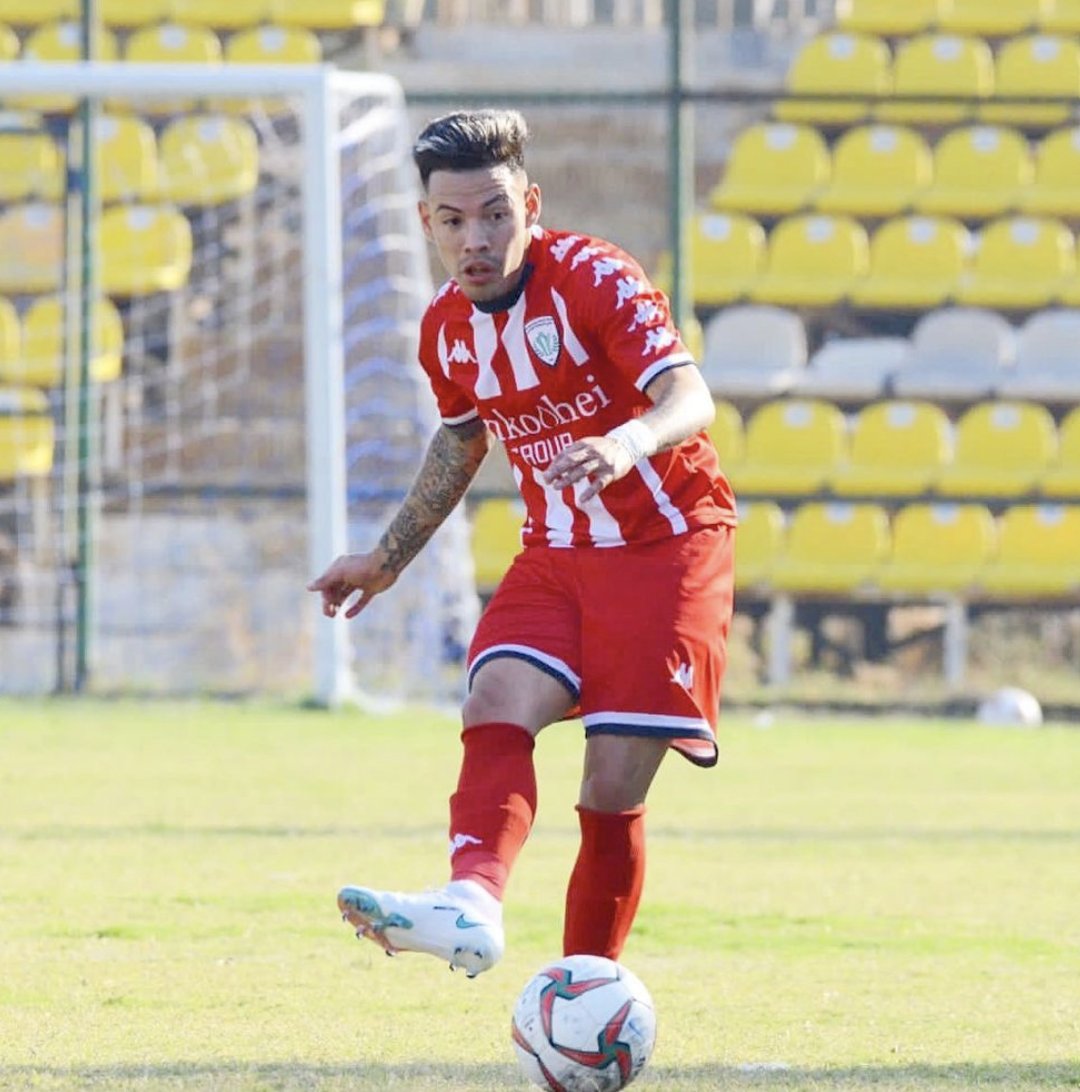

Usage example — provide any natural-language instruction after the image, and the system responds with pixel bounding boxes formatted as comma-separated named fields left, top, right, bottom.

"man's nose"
left=463, top=219, right=489, bottom=251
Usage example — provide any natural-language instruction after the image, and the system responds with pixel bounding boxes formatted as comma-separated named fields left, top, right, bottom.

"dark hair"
left=412, top=109, right=529, bottom=188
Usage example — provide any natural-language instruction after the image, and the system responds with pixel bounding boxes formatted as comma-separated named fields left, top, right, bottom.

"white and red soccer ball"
left=511, top=954, right=657, bottom=1092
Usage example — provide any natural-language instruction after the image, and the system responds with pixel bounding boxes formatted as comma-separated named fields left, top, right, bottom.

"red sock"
left=562, top=805, right=646, bottom=959
left=448, top=722, right=536, bottom=900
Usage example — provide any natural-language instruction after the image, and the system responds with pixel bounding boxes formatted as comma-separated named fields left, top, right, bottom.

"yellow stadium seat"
left=0, top=131, right=62, bottom=202
left=1040, top=0, right=1080, bottom=32
left=0, top=20, right=19, bottom=56
left=159, top=115, right=259, bottom=206
left=831, top=400, right=953, bottom=496
left=771, top=501, right=891, bottom=593
left=849, top=215, right=968, bottom=311
left=748, top=214, right=869, bottom=308
left=0, top=1, right=73, bottom=25
left=122, top=23, right=222, bottom=114
left=878, top=502, right=997, bottom=593
left=93, top=114, right=160, bottom=203
left=100, top=204, right=194, bottom=296
left=100, top=0, right=171, bottom=25
left=16, top=22, right=119, bottom=113
left=734, top=500, right=786, bottom=590
left=654, top=213, right=766, bottom=308
left=171, top=0, right=271, bottom=28
left=0, top=298, right=21, bottom=373
left=1040, top=406, right=1080, bottom=498
left=709, top=123, right=830, bottom=217
left=225, top=23, right=321, bottom=63
left=981, top=35, right=1080, bottom=128
left=706, top=399, right=745, bottom=476
left=0, top=204, right=62, bottom=294
left=834, top=0, right=944, bottom=36
left=732, top=399, right=848, bottom=496
left=0, top=385, right=54, bottom=480
left=877, top=34, right=994, bottom=125
left=936, top=400, right=1058, bottom=497
left=775, top=32, right=892, bottom=126
left=814, top=125, right=932, bottom=218
left=938, top=0, right=1051, bottom=37
left=268, top=0, right=384, bottom=28
left=978, top=504, right=1080, bottom=596
left=10, top=296, right=124, bottom=388
left=1019, top=127, right=1080, bottom=218
left=470, top=497, right=525, bottom=594
left=915, top=126, right=1033, bottom=220
left=955, top=216, right=1074, bottom=310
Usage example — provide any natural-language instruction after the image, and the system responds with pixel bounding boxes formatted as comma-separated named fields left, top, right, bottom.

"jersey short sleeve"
left=417, top=291, right=480, bottom=426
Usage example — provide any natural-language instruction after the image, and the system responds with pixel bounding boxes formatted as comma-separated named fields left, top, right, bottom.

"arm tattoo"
left=377, top=419, right=489, bottom=577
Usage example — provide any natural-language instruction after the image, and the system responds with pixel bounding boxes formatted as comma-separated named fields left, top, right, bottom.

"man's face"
left=419, top=164, right=541, bottom=303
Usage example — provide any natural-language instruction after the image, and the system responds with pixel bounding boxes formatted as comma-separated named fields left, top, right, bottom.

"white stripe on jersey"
left=635, top=458, right=689, bottom=535
left=549, top=287, right=590, bottom=365
left=636, top=352, right=695, bottom=391
left=573, top=478, right=625, bottom=547
left=437, top=323, right=451, bottom=378
left=529, top=465, right=574, bottom=546
left=442, top=408, right=479, bottom=426
left=470, top=310, right=501, bottom=398
left=501, top=296, right=540, bottom=391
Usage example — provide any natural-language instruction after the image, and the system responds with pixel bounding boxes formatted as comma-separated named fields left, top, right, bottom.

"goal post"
left=0, top=62, right=479, bottom=706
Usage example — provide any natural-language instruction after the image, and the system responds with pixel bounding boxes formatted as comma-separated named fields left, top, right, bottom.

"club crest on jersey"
left=525, top=316, right=561, bottom=367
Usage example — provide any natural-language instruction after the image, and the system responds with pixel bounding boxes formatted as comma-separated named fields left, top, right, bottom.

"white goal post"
left=0, top=62, right=479, bottom=705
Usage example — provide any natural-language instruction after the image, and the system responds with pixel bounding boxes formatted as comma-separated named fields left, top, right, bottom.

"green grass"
left=0, top=699, right=1078, bottom=1091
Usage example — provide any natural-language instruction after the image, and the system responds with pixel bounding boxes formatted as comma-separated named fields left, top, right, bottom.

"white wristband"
left=606, top=419, right=658, bottom=464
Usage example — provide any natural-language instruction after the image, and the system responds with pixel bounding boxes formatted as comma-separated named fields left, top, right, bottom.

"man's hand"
left=543, top=435, right=637, bottom=503
left=307, top=551, right=397, bottom=620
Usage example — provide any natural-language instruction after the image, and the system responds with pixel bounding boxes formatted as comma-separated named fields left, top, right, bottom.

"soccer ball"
left=976, top=686, right=1043, bottom=727
left=510, top=954, right=657, bottom=1092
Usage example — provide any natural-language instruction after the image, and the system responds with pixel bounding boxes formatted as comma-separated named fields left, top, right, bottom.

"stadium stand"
left=998, top=308, right=1080, bottom=400
left=732, top=399, right=848, bottom=496
left=224, top=24, right=323, bottom=65
left=16, top=22, right=119, bottom=112
left=100, top=0, right=172, bottom=27
left=99, top=204, right=193, bottom=296
left=0, top=22, right=17, bottom=58
left=1020, top=127, right=1080, bottom=217
left=0, top=300, right=19, bottom=375
left=706, top=398, right=746, bottom=475
left=0, top=130, right=63, bottom=202
left=833, top=0, right=944, bottom=37
left=1041, top=0, right=1080, bottom=33
left=655, top=212, right=766, bottom=307
left=935, top=400, right=1058, bottom=497
left=981, top=34, right=1080, bottom=128
left=171, top=0, right=271, bottom=29
left=877, top=502, right=997, bottom=593
left=95, top=115, right=161, bottom=203
left=708, top=122, right=830, bottom=217
left=158, top=115, right=259, bottom=206
left=469, top=496, right=524, bottom=596
left=1041, top=406, right=1080, bottom=497
left=0, top=386, right=54, bottom=481
left=268, top=0, right=386, bottom=30
left=699, top=304, right=807, bottom=398
left=0, top=1, right=74, bottom=26
left=938, top=0, right=1053, bottom=39
left=13, top=296, right=125, bottom=388
left=830, top=400, right=953, bottom=497
left=978, top=503, right=1080, bottom=597
left=0, top=204, right=63, bottom=295
left=791, top=336, right=910, bottom=402
left=813, top=124, right=933, bottom=217
left=877, top=33, right=995, bottom=125
left=914, top=125, right=1033, bottom=220
left=732, top=500, right=785, bottom=590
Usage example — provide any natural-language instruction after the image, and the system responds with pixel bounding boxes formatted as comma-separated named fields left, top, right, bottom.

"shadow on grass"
left=2, top=1060, right=1078, bottom=1091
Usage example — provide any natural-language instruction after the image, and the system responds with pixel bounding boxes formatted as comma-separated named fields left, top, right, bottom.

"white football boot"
left=337, top=878, right=504, bottom=978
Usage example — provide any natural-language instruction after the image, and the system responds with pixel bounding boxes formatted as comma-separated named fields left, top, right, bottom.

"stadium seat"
left=99, top=204, right=194, bottom=296
left=0, top=299, right=20, bottom=374
left=654, top=213, right=765, bottom=308
left=748, top=214, right=869, bottom=308
left=791, top=336, right=911, bottom=402
left=17, top=22, right=119, bottom=113
left=955, top=216, right=1075, bottom=310
left=834, top=0, right=943, bottom=36
left=936, top=400, right=1058, bottom=496
left=709, top=123, right=830, bottom=217
left=878, top=502, right=997, bottom=593
left=224, top=23, right=322, bottom=64
left=771, top=501, right=891, bottom=593
left=0, top=204, right=62, bottom=294
left=978, top=503, right=1080, bottom=596
left=0, top=2, right=73, bottom=25
left=706, top=399, right=745, bottom=475
left=938, top=0, right=1051, bottom=37
left=0, top=20, right=18, bottom=57
left=998, top=308, right=1080, bottom=401
left=893, top=306, right=1016, bottom=400
left=775, top=32, right=892, bottom=126
left=100, top=0, right=171, bottom=25
left=12, top=296, right=124, bottom=388
left=0, top=130, right=62, bottom=202
left=94, top=114, right=160, bottom=203
left=733, top=500, right=786, bottom=590
left=699, top=305, right=808, bottom=398
left=268, top=0, right=385, bottom=29
left=813, top=125, right=932, bottom=218
left=123, top=23, right=222, bottom=114
left=981, top=35, right=1080, bottom=128
left=0, top=386, right=54, bottom=480
left=915, top=126, right=1033, bottom=220
left=877, top=34, right=995, bottom=125
left=848, top=215, right=969, bottom=312
left=1041, top=405, right=1080, bottom=497
left=1039, top=0, right=1080, bottom=33
left=732, top=399, right=848, bottom=496
left=1019, top=127, right=1080, bottom=218
left=831, top=400, right=953, bottom=496
left=469, top=497, right=524, bottom=594
left=159, top=115, right=259, bottom=206
left=171, top=0, right=272, bottom=29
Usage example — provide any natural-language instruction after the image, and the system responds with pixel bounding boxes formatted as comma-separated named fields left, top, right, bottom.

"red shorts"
left=467, top=524, right=735, bottom=767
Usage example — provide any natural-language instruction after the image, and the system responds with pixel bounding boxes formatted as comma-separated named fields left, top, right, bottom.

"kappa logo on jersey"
left=449, top=832, right=483, bottom=856
left=671, top=662, right=694, bottom=690
left=628, top=299, right=661, bottom=332
left=643, top=327, right=677, bottom=356
left=447, top=338, right=478, bottom=365
left=549, top=235, right=581, bottom=262
left=525, top=316, right=561, bottom=366
left=591, top=256, right=626, bottom=286
left=615, top=275, right=646, bottom=309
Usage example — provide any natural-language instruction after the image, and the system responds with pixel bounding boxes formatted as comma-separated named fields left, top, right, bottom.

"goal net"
left=0, top=63, right=480, bottom=706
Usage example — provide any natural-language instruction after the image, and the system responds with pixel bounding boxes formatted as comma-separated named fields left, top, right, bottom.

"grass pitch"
left=0, top=699, right=1077, bottom=1091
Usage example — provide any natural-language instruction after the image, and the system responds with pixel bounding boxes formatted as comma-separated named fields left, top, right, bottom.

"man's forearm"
left=377, top=420, right=490, bottom=577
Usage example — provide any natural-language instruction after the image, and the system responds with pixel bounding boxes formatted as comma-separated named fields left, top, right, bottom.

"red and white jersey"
left=418, top=225, right=737, bottom=548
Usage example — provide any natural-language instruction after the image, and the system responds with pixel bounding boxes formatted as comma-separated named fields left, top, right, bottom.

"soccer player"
left=308, top=109, right=737, bottom=978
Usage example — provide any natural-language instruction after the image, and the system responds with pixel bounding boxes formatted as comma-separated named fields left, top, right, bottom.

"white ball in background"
left=976, top=687, right=1044, bottom=727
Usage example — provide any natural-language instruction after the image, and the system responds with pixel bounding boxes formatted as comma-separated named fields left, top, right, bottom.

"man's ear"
left=524, top=183, right=542, bottom=228
left=417, top=198, right=433, bottom=241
